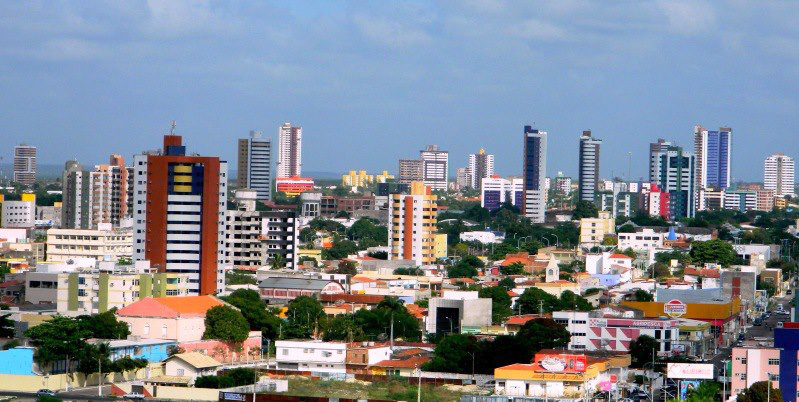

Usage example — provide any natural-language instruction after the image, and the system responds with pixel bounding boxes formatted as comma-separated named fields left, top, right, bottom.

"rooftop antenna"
left=170, top=120, right=177, bottom=135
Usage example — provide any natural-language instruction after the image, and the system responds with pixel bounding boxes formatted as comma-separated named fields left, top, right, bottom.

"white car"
left=124, top=392, right=145, bottom=400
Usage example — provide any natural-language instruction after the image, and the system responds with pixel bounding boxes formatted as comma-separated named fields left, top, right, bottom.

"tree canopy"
left=515, top=288, right=592, bottom=314
left=222, top=289, right=282, bottom=339
left=690, top=239, right=738, bottom=267
left=479, top=286, right=512, bottom=325
left=202, top=306, right=250, bottom=343
left=737, top=381, right=783, bottom=402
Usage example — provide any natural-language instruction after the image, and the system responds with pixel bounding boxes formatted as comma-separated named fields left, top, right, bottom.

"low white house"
left=164, top=352, right=221, bottom=385
left=275, top=340, right=348, bottom=374
left=459, top=231, right=505, bottom=244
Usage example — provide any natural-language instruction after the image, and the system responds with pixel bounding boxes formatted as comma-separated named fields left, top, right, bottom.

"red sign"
left=664, top=299, right=687, bottom=318
left=533, top=353, right=588, bottom=373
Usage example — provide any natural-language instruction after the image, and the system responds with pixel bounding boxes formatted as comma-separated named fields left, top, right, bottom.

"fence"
left=0, top=364, right=164, bottom=392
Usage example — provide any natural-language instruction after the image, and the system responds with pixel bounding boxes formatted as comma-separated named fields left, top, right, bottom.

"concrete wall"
left=0, top=364, right=163, bottom=392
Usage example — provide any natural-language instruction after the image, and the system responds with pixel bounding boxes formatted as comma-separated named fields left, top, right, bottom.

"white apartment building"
left=55, top=261, right=190, bottom=314
left=523, top=127, right=547, bottom=223
left=226, top=190, right=299, bottom=270
left=238, top=130, right=273, bottom=201
left=467, top=149, right=494, bottom=189
left=420, top=145, right=448, bottom=191
left=617, top=229, right=665, bottom=252
left=277, top=122, right=302, bottom=178
left=388, top=182, right=438, bottom=266
left=1, top=196, right=36, bottom=228
left=13, top=144, right=36, bottom=186
left=480, top=176, right=523, bottom=211
left=552, top=311, right=591, bottom=350
left=46, top=227, right=133, bottom=262
left=764, top=154, right=795, bottom=198
left=275, top=340, right=349, bottom=374
left=131, top=136, right=228, bottom=296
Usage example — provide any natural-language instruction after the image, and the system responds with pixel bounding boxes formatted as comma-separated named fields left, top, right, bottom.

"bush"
left=194, top=368, right=258, bottom=389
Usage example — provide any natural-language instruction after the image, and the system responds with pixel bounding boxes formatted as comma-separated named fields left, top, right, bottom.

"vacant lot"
left=262, top=377, right=484, bottom=402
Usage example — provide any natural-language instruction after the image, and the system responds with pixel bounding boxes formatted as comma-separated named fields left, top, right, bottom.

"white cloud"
left=352, top=14, right=432, bottom=48
left=656, top=0, right=716, bottom=34
left=514, top=19, right=567, bottom=41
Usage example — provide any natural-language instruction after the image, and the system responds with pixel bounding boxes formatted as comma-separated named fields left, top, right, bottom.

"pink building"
left=116, top=295, right=262, bottom=363
left=730, top=347, right=780, bottom=398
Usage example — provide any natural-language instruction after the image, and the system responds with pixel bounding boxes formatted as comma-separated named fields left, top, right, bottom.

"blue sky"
left=2, top=1, right=798, bottom=182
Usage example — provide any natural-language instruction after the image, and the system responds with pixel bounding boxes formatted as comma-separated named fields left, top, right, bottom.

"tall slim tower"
left=649, top=139, right=672, bottom=182
left=238, top=130, right=273, bottom=201
left=764, top=154, right=796, bottom=198
left=523, top=126, right=547, bottom=223
left=467, top=149, right=495, bottom=189
left=578, top=130, right=601, bottom=203
left=388, top=182, right=438, bottom=266
left=13, top=144, right=36, bottom=186
left=694, top=125, right=732, bottom=191
left=420, top=145, right=448, bottom=191
left=277, top=123, right=302, bottom=178
left=651, top=145, right=696, bottom=219
left=132, top=130, right=228, bottom=295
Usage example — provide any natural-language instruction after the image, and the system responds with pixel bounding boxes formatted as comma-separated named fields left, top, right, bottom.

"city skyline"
left=2, top=2, right=799, bottom=182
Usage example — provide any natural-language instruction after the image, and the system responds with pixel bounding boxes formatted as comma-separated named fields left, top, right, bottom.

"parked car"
left=36, top=390, right=56, bottom=397
left=754, top=318, right=763, bottom=326
left=124, top=392, right=145, bottom=400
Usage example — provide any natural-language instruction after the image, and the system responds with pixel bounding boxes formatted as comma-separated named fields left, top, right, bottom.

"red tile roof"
left=683, top=268, right=721, bottom=278
left=0, top=280, right=21, bottom=288
left=319, top=293, right=385, bottom=304
left=373, top=356, right=430, bottom=369
left=507, top=290, right=519, bottom=297
left=609, top=254, right=633, bottom=259
left=505, top=315, right=545, bottom=326
left=116, top=296, right=225, bottom=318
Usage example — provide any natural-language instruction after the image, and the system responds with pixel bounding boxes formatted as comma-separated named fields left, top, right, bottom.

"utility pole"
left=539, top=300, right=544, bottom=315
left=390, top=312, right=395, bottom=350
left=98, top=356, right=102, bottom=396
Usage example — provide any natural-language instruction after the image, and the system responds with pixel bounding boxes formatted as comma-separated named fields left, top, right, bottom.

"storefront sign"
left=664, top=299, right=687, bottom=318
left=667, top=363, right=714, bottom=379
left=534, top=353, right=587, bottom=373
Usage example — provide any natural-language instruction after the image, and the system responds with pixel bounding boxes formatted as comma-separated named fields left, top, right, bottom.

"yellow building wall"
left=621, top=300, right=741, bottom=320
left=434, top=233, right=448, bottom=259
left=0, top=365, right=163, bottom=392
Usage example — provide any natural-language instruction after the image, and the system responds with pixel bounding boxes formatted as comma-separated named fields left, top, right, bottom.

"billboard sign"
left=667, top=363, right=714, bottom=379
left=534, top=353, right=587, bottom=373
left=664, top=299, right=687, bottom=318
left=680, top=380, right=701, bottom=400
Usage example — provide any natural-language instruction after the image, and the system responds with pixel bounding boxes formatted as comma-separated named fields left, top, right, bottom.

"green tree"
left=322, top=239, right=359, bottom=260
left=448, top=263, right=478, bottom=278
left=572, top=201, right=599, bottom=220
left=202, top=306, right=250, bottom=343
left=284, top=296, right=326, bottom=339
left=500, top=262, right=525, bottom=276
left=268, top=254, right=286, bottom=270
left=498, top=277, right=516, bottom=291
left=323, top=315, right=365, bottom=342
left=557, top=290, right=593, bottom=311
left=0, top=313, right=14, bottom=338
left=225, top=270, right=257, bottom=285
left=490, top=243, right=520, bottom=261
left=634, top=289, right=654, bottom=302
left=515, top=287, right=560, bottom=314
left=394, top=267, right=423, bottom=276
left=25, top=316, right=92, bottom=375
left=516, top=318, right=571, bottom=352
left=629, top=335, right=658, bottom=368
left=684, top=381, right=721, bottom=402
left=75, top=309, right=130, bottom=339
left=690, top=239, right=738, bottom=267
left=335, top=260, right=358, bottom=276
left=222, top=289, right=281, bottom=339
left=422, top=334, right=478, bottom=373
left=353, top=297, right=422, bottom=342
left=478, top=286, right=512, bottom=325
left=737, top=381, right=783, bottom=402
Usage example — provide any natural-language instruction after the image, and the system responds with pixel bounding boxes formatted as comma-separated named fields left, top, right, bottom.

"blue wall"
left=110, top=341, right=177, bottom=363
left=0, top=347, right=35, bottom=376
left=775, top=328, right=799, bottom=402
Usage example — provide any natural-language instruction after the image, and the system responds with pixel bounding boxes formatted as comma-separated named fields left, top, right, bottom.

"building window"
left=768, top=359, right=780, bottom=365
left=144, top=324, right=150, bottom=335
left=176, top=369, right=184, bottom=376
